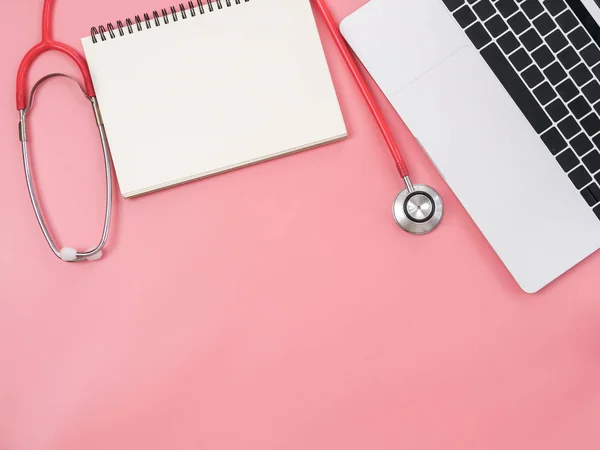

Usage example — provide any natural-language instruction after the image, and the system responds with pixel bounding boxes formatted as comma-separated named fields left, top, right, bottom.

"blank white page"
left=82, top=0, right=347, bottom=197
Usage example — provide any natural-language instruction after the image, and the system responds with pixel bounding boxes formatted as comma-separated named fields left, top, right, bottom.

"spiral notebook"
left=82, top=0, right=347, bottom=198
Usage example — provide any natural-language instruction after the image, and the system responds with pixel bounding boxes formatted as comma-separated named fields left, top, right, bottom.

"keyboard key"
left=546, top=98, right=569, bottom=121
left=508, top=12, right=530, bottom=34
left=583, top=151, right=600, bottom=172
left=533, top=12, right=556, bottom=35
left=481, top=43, right=551, bottom=132
left=571, top=63, right=593, bottom=86
left=541, top=127, right=568, bottom=154
left=556, top=148, right=579, bottom=171
left=592, top=64, right=600, bottom=80
left=544, top=62, right=567, bottom=85
left=545, top=29, right=568, bottom=52
left=510, top=48, right=533, bottom=70
left=543, top=0, right=567, bottom=16
left=581, top=113, right=600, bottom=135
left=571, top=133, right=594, bottom=155
left=465, top=22, right=492, bottom=48
left=567, top=27, right=591, bottom=50
left=496, top=0, right=518, bottom=17
left=570, top=165, right=592, bottom=188
left=498, top=32, right=520, bottom=53
left=531, top=45, right=554, bottom=68
left=520, top=28, right=543, bottom=51
left=556, top=10, right=578, bottom=33
left=581, top=183, right=600, bottom=206
left=474, top=0, right=496, bottom=20
left=522, top=0, right=543, bottom=19
left=454, top=5, right=477, bottom=27
left=557, top=116, right=581, bottom=138
left=556, top=79, right=578, bottom=101
left=581, top=44, right=600, bottom=67
left=594, top=204, right=600, bottom=219
left=567, top=96, right=592, bottom=119
left=583, top=80, right=600, bottom=104
left=593, top=134, right=600, bottom=149
left=522, top=65, right=544, bottom=87
left=533, top=82, right=556, bottom=104
left=442, top=0, right=466, bottom=11
left=557, top=47, right=581, bottom=70
left=485, top=15, right=509, bottom=36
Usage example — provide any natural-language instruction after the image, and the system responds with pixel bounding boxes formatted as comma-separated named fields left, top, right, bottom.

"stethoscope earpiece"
left=18, top=72, right=112, bottom=263
left=393, top=178, right=443, bottom=235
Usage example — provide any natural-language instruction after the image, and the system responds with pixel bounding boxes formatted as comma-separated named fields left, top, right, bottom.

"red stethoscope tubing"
left=16, top=0, right=409, bottom=179
left=16, top=0, right=95, bottom=111
left=312, top=0, right=410, bottom=179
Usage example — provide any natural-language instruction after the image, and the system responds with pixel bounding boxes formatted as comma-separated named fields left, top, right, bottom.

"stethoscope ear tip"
left=60, top=247, right=78, bottom=262
left=59, top=247, right=103, bottom=262
left=86, top=250, right=103, bottom=261
left=393, top=184, right=443, bottom=235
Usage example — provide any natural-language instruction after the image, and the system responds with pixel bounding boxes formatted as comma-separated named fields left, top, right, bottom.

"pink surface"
left=1, top=0, right=600, bottom=449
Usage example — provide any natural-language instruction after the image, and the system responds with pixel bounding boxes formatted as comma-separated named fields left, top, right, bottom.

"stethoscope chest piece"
left=393, top=184, right=443, bottom=235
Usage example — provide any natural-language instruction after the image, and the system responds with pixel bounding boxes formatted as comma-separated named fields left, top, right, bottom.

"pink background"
left=2, top=0, right=600, bottom=449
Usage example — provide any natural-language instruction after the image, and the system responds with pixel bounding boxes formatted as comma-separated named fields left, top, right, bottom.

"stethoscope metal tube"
left=18, top=74, right=112, bottom=262
left=313, top=0, right=443, bottom=234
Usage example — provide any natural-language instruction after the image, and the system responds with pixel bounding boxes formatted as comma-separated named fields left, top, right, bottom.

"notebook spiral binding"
left=91, top=0, right=249, bottom=43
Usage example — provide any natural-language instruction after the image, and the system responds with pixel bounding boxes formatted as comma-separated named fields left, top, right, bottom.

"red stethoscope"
left=16, top=0, right=443, bottom=263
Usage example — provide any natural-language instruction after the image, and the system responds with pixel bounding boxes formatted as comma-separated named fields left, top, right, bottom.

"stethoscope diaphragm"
left=393, top=184, right=443, bottom=235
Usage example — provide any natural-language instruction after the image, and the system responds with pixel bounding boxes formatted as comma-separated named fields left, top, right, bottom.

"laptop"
left=340, top=0, right=600, bottom=293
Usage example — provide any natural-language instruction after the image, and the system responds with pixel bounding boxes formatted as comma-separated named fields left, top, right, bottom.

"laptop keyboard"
left=442, top=0, right=600, bottom=218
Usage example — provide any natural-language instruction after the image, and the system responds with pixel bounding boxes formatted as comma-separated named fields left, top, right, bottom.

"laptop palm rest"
left=340, top=0, right=467, bottom=95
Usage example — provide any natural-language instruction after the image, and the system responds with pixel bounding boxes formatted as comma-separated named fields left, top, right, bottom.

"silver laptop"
left=340, top=0, right=600, bottom=293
